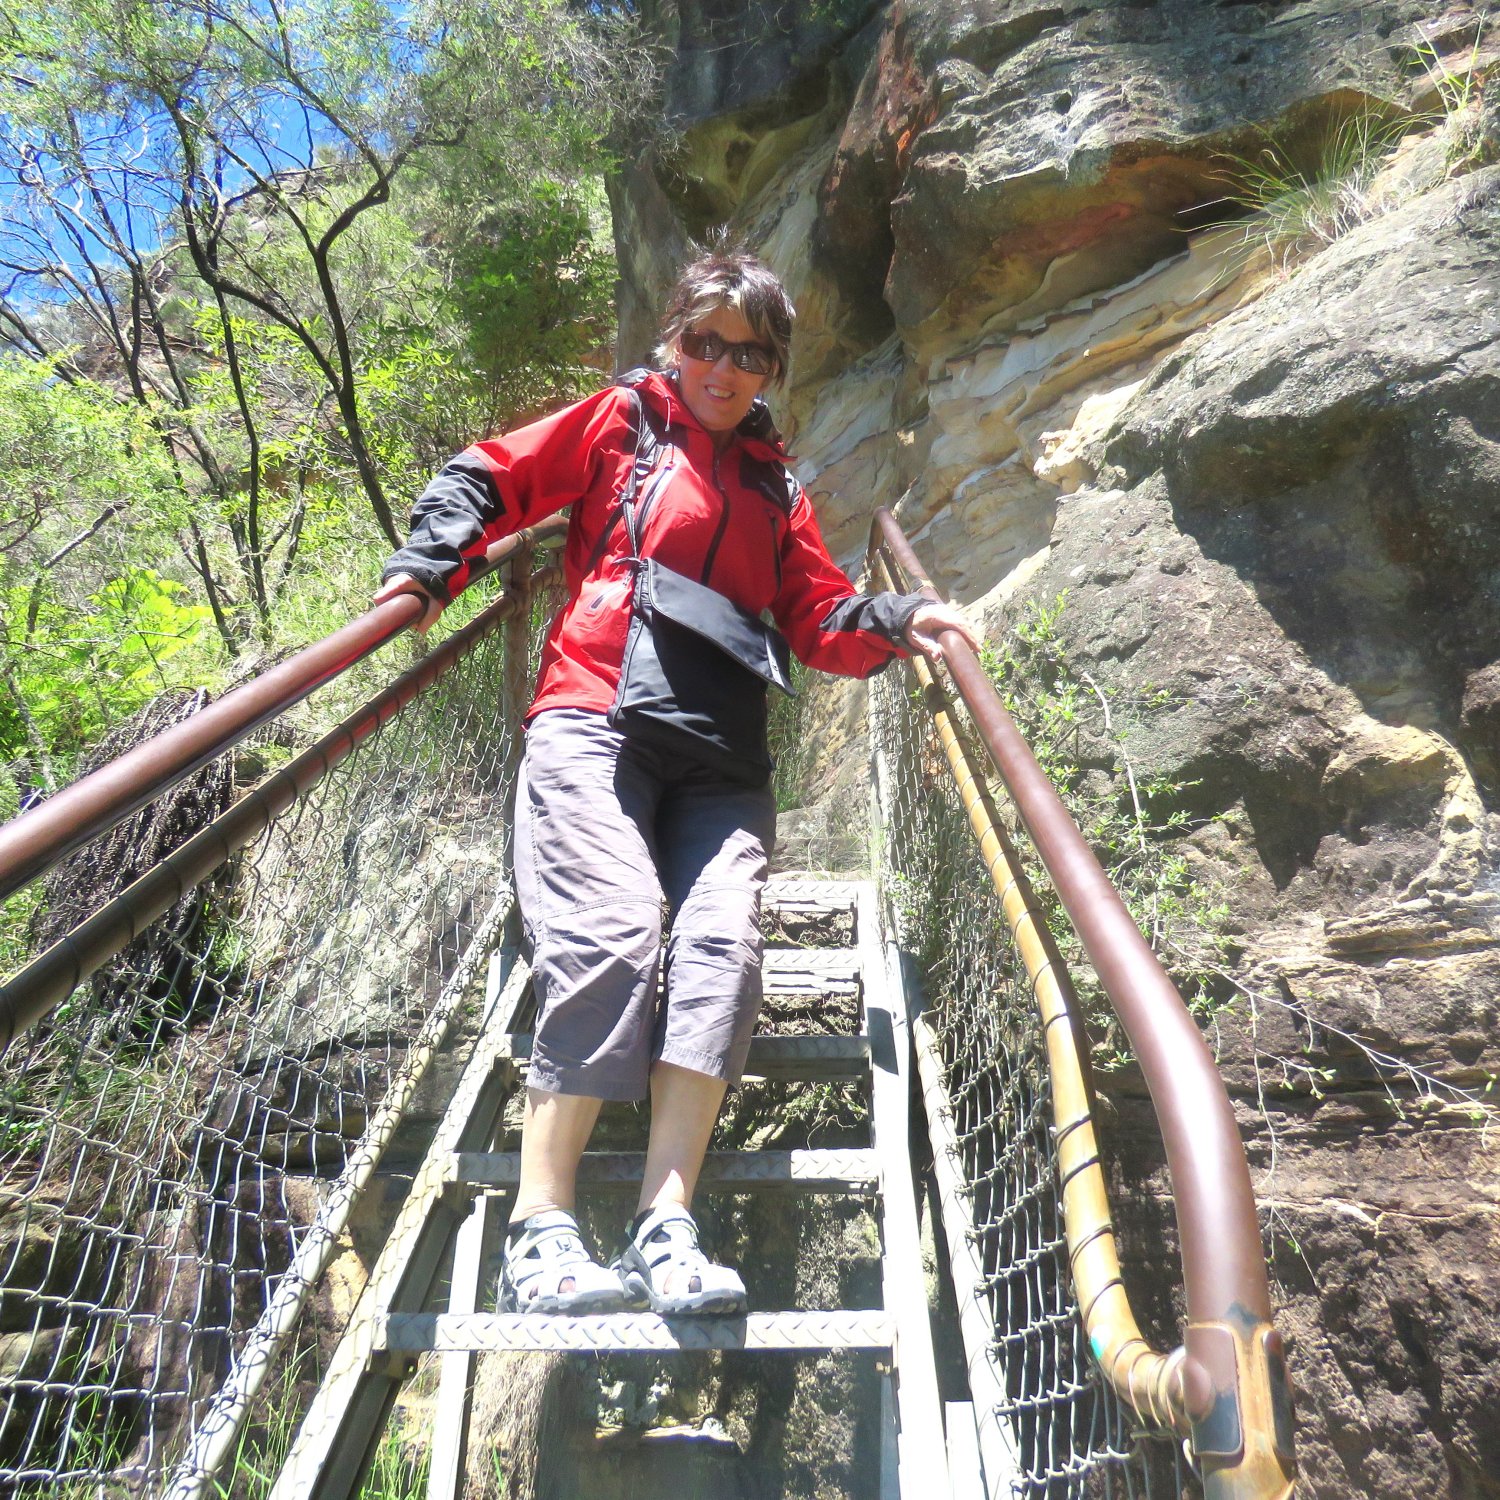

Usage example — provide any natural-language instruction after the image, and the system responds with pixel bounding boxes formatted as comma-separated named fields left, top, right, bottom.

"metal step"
left=763, top=879, right=862, bottom=914
left=763, top=946, right=861, bottom=996
left=451, top=1147, right=879, bottom=1194
left=378, top=1310, right=894, bottom=1356
left=494, top=1032, right=870, bottom=1079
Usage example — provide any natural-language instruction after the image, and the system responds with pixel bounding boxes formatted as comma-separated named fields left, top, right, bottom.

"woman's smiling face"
left=672, top=303, right=772, bottom=448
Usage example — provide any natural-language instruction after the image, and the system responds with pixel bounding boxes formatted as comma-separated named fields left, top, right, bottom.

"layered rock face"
left=613, top=3, right=1500, bottom=1495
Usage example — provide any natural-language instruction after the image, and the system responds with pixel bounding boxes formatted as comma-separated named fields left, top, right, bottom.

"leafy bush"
left=1, top=570, right=215, bottom=767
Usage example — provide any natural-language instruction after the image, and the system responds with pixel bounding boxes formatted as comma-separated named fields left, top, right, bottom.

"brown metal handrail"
left=0, top=525, right=567, bottom=1053
left=870, top=509, right=1296, bottom=1499
left=0, top=524, right=566, bottom=904
left=887, top=615, right=1187, bottom=1430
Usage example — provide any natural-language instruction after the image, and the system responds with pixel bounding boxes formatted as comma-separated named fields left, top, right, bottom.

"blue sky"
left=0, top=46, right=347, bottom=313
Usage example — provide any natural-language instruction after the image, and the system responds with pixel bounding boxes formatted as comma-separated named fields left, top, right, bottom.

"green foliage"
left=983, top=595, right=1233, bottom=1065
left=18, top=1359, right=139, bottom=1498
left=0, top=977, right=196, bottom=1196
left=350, top=178, right=616, bottom=472
left=0, top=885, right=41, bottom=993
left=768, top=658, right=811, bottom=813
left=0, top=353, right=213, bottom=780
left=0, top=354, right=181, bottom=548
left=442, top=179, right=617, bottom=432
left=205, top=1346, right=314, bottom=1499
left=1413, top=17, right=1487, bottom=117
left=803, top=0, right=879, bottom=30
left=0, top=0, right=645, bottom=776
left=1412, top=18, right=1497, bottom=170
left=1, top=569, right=215, bottom=764
left=210, top=1348, right=433, bottom=1499
left=357, top=1414, right=432, bottom=1500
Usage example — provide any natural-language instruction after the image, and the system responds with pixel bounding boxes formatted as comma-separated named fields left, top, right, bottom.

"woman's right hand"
left=373, top=573, right=446, bottom=635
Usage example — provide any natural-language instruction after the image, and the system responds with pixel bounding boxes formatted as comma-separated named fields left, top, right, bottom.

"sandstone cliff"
left=612, top=4, right=1500, bottom=1495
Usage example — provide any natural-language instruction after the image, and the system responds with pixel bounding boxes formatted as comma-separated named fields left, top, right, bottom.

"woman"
left=375, top=246, right=975, bottom=1315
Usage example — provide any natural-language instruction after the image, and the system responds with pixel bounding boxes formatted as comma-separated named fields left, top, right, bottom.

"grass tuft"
left=1216, top=109, right=1409, bottom=271
left=1412, top=15, right=1497, bottom=171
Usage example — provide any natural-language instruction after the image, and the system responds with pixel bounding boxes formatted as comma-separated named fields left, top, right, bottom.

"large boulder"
left=884, top=0, right=1436, bottom=362
left=971, top=164, right=1500, bottom=1500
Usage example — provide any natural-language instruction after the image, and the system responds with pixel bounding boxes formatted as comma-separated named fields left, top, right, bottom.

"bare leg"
left=618, top=1061, right=743, bottom=1310
left=511, top=1086, right=604, bottom=1224
left=636, top=1060, right=728, bottom=1217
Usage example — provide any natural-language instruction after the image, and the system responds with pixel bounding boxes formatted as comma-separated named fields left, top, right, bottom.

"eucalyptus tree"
left=0, top=0, right=638, bottom=646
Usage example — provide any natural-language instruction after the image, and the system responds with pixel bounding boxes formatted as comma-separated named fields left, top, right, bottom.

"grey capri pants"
left=513, top=707, right=778, bottom=1101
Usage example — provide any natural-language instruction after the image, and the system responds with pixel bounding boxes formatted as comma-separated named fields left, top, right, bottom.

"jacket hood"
left=620, top=366, right=790, bottom=464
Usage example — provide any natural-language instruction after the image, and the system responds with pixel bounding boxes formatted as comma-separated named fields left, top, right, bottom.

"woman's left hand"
left=905, top=602, right=981, bottom=664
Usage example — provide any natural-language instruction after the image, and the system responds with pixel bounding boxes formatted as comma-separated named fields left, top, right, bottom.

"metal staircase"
left=269, top=879, right=960, bottom=1499
left=0, top=514, right=1298, bottom=1496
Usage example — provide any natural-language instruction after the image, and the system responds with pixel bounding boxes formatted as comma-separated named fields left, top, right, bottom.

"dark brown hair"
left=654, top=239, right=795, bottom=385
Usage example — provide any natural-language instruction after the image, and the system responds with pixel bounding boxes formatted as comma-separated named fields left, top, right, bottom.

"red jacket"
left=382, top=369, right=921, bottom=720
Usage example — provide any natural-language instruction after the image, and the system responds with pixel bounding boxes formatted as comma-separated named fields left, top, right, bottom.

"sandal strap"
left=630, top=1204, right=700, bottom=1250
left=615, top=1205, right=746, bottom=1311
left=511, top=1208, right=588, bottom=1252
left=629, top=1206, right=717, bottom=1274
left=505, top=1210, right=596, bottom=1283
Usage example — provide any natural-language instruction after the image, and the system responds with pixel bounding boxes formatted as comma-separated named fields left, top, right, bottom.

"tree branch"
left=41, top=502, right=125, bottom=569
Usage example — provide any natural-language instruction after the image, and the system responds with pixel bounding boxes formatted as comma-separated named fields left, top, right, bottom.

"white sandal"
left=614, top=1205, right=748, bottom=1315
left=498, top=1210, right=626, bottom=1314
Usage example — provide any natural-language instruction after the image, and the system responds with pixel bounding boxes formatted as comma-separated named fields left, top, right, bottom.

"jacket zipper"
left=700, top=447, right=732, bottom=586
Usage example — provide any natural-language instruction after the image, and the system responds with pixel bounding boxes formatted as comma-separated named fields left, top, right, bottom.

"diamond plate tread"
left=495, top=1033, right=869, bottom=1078
left=743, top=1034, right=869, bottom=1076
left=380, top=1311, right=894, bottom=1355
left=763, top=879, right=863, bottom=912
left=763, top=947, right=861, bottom=995
left=763, top=947, right=859, bottom=972
left=451, top=1148, right=879, bottom=1194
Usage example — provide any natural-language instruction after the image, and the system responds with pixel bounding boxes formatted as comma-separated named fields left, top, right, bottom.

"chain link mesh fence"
left=870, top=661, right=1193, bottom=1500
left=0, top=567, right=560, bottom=1495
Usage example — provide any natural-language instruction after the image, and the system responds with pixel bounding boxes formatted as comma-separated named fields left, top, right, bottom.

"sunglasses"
left=679, top=328, right=776, bottom=376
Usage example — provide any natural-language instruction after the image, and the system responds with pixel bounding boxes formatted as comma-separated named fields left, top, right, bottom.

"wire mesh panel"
left=870, top=664, right=1193, bottom=1499
left=0, top=570, right=559, bottom=1495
